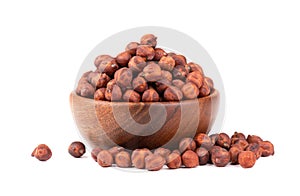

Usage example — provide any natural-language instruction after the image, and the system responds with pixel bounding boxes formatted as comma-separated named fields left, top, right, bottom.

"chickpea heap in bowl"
left=71, top=33, right=220, bottom=150
left=75, top=34, right=214, bottom=102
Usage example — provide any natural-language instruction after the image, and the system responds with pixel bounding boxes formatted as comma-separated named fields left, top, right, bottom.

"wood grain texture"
left=70, top=90, right=220, bottom=150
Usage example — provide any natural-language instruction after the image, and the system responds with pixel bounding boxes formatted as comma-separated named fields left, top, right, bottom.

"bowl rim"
left=71, top=89, right=219, bottom=106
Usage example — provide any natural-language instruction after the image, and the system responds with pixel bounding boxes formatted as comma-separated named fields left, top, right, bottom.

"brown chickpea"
left=161, top=70, right=173, bottom=82
left=145, top=154, right=165, bottom=171
left=155, top=79, right=171, bottom=94
left=246, top=143, right=262, bottom=159
left=31, top=144, right=52, bottom=161
left=154, top=148, right=171, bottom=159
left=97, top=150, right=113, bottom=167
left=97, top=73, right=111, bottom=89
left=194, top=133, right=213, bottom=150
left=116, top=51, right=132, bottom=67
left=114, top=67, right=133, bottom=88
left=209, top=134, right=219, bottom=145
left=140, top=34, right=157, bottom=47
left=204, top=77, right=214, bottom=90
left=142, top=88, right=160, bottom=102
left=76, top=78, right=95, bottom=98
left=179, top=137, right=196, bottom=153
left=131, top=148, right=152, bottom=169
left=125, top=42, right=139, bottom=55
left=143, top=62, right=162, bottom=82
left=259, top=141, right=274, bottom=157
left=199, top=78, right=211, bottom=97
left=68, top=141, right=86, bottom=158
left=169, top=54, right=187, bottom=66
left=115, top=151, right=131, bottom=168
left=97, top=59, right=119, bottom=77
left=172, top=79, right=185, bottom=89
left=94, top=88, right=106, bottom=101
left=166, top=152, right=182, bottom=169
left=247, top=135, right=263, bottom=144
left=153, top=48, right=167, bottom=61
left=123, top=89, right=141, bottom=102
left=128, top=56, right=146, bottom=73
left=181, top=82, right=199, bottom=99
left=238, top=151, right=256, bottom=168
left=105, top=84, right=122, bottom=101
left=196, top=147, right=210, bottom=165
left=216, top=133, right=231, bottom=149
left=187, top=62, right=204, bottom=74
left=88, top=72, right=111, bottom=89
left=94, top=54, right=114, bottom=68
left=87, top=72, right=99, bottom=86
left=108, top=146, right=125, bottom=161
left=164, top=86, right=183, bottom=101
left=106, top=79, right=116, bottom=91
left=232, top=139, right=249, bottom=150
left=182, top=150, right=199, bottom=168
left=132, top=76, right=148, bottom=93
left=210, top=146, right=230, bottom=167
left=232, top=132, right=246, bottom=140
left=229, top=145, right=242, bottom=164
left=136, top=45, right=155, bottom=60
left=158, top=56, right=176, bottom=71
left=172, top=65, right=188, bottom=80
left=187, top=71, right=204, bottom=88
left=91, top=147, right=102, bottom=162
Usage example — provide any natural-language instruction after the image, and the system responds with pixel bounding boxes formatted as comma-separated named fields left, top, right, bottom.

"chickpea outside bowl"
left=70, top=27, right=224, bottom=150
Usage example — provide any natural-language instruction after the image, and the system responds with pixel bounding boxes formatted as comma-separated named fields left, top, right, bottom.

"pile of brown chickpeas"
left=76, top=34, right=214, bottom=102
left=90, top=132, right=274, bottom=170
left=31, top=132, right=274, bottom=170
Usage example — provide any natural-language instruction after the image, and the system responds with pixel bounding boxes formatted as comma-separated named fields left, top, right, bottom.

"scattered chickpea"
left=68, top=141, right=86, bottom=158
left=31, top=144, right=52, bottom=161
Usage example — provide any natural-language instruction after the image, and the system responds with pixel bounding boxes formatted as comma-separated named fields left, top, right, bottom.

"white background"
left=0, top=0, right=299, bottom=195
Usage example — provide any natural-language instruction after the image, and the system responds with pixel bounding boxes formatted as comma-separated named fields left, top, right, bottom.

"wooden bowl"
left=70, top=89, right=220, bottom=150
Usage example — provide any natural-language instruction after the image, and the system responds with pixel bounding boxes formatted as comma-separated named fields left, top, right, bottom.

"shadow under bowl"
left=70, top=89, right=220, bottom=150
